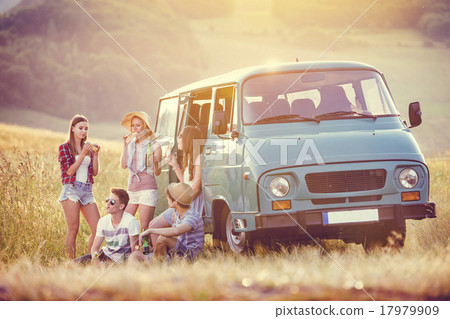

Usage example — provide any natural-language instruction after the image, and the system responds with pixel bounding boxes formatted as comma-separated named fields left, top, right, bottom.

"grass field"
left=0, top=123, right=448, bottom=301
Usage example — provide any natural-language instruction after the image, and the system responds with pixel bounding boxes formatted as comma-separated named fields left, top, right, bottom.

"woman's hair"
left=68, top=114, right=88, bottom=155
left=165, top=187, right=190, bottom=209
left=180, top=126, right=204, bottom=181
left=111, top=188, right=129, bottom=208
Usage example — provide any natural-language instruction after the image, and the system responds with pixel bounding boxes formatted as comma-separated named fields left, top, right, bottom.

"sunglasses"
left=105, top=198, right=116, bottom=205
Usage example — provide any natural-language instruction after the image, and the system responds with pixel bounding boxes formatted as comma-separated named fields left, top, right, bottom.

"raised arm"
left=92, top=146, right=100, bottom=176
left=167, top=154, right=184, bottom=182
left=120, top=134, right=130, bottom=169
left=190, top=155, right=202, bottom=199
left=153, top=142, right=162, bottom=177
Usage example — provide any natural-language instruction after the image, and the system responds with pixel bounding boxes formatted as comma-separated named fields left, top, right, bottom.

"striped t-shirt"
left=96, top=212, right=140, bottom=263
left=173, top=208, right=204, bottom=252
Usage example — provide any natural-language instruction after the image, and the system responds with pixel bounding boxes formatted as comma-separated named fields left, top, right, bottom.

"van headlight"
left=398, top=168, right=419, bottom=189
left=269, top=176, right=290, bottom=197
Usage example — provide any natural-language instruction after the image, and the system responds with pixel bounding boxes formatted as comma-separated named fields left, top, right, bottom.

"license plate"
left=322, top=209, right=379, bottom=225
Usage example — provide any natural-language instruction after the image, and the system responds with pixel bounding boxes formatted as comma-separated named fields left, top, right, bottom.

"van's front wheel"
left=225, top=212, right=250, bottom=253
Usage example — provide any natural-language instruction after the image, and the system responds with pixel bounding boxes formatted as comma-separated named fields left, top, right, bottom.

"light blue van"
left=155, top=61, right=436, bottom=253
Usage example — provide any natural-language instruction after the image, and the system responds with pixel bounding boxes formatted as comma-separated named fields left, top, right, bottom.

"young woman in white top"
left=120, top=111, right=162, bottom=230
left=58, top=114, right=101, bottom=259
left=147, top=125, right=204, bottom=248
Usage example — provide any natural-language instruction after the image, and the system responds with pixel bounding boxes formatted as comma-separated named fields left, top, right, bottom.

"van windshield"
left=242, top=70, right=398, bottom=125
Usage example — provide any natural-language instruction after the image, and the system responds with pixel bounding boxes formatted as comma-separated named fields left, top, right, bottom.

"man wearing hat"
left=130, top=182, right=204, bottom=261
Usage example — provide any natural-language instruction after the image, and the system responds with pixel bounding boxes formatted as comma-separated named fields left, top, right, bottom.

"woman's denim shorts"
left=58, top=181, right=95, bottom=206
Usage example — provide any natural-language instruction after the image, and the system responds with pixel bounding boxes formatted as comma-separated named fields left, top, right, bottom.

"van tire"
left=212, top=202, right=227, bottom=249
left=221, top=206, right=253, bottom=254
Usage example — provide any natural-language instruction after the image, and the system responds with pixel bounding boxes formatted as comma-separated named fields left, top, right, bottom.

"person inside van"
left=145, top=125, right=204, bottom=249
left=120, top=111, right=162, bottom=231
left=129, top=182, right=204, bottom=261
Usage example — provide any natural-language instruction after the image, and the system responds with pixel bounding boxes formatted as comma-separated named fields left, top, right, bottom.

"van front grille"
left=305, top=169, right=386, bottom=194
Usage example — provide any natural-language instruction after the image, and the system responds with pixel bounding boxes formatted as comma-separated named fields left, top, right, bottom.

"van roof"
left=163, top=61, right=379, bottom=98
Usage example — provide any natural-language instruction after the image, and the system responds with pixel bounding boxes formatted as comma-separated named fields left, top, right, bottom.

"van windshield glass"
left=242, top=70, right=398, bottom=125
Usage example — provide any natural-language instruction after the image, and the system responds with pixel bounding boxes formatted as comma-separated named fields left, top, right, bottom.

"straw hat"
left=167, top=182, right=194, bottom=206
left=120, top=111, right=152, bottom=132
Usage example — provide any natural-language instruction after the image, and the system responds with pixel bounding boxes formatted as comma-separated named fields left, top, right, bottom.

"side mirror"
left=212, top=110, right=227, bottom=135
left=408, top=102, right=422, bottom=128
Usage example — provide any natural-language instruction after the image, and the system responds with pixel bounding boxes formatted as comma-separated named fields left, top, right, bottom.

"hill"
left=0, top=0, right=211, bottom=121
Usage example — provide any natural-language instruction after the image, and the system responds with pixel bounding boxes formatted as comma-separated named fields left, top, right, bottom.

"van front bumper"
left=232, top=202, right=436, bottom=232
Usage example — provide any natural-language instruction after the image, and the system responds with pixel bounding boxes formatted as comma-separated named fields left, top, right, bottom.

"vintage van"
left=154, top=61, right=436, bottom=253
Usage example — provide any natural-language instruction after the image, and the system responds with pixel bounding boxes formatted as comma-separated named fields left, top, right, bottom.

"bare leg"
left=154, top=235, right=177, bottom=257
left=61, top=199, right=81, bottom=259
left=80, top=202, right=101, bottom=253
left=138, top=205, right=155, bottom=231
left=148, top=214, right=171, bottom=248
left=128, top=250, right=147, bottom=263
left=125, top=203, right=139, bottom=216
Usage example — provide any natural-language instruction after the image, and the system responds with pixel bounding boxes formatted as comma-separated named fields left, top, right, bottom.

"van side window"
left=156, top=97, right=178, bottom=138
left=183, top=89, right=212, bottom=139
left=186, top=103, right=201, bottom=127
left=231, top=87, right=237, bottom=131
left=215, top=86, right=236, bottom=133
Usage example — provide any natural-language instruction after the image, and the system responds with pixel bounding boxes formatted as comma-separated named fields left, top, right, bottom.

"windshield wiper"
left=316, top=111, right=377, bottom=120
left=253, top=114, right=320, bottom=124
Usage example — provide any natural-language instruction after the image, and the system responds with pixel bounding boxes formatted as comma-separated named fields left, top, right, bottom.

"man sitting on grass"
left=129, top=182, right=204, bottom=262
left=75, top=188, right=140, bottom=264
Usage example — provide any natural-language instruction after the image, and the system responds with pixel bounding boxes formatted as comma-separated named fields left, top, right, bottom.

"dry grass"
left=0, top=123, right=449, bottom=300
left=1, top=246, right=448, bottom=301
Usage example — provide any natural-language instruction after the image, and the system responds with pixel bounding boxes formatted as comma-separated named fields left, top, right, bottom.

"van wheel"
left=363, top=228, right=405, bottom=253
left=225, top=212, right=246, bottom=253
left=222, top=208, right=253, bottom=254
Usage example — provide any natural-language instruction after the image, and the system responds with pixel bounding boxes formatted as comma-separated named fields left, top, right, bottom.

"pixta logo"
left=191, top=138, right=325, bottom=166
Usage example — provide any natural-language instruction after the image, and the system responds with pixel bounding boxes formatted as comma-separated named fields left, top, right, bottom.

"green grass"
left=0, top=123, right=449, bottom=300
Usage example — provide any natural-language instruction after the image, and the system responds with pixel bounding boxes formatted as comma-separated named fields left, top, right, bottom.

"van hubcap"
left=226, top=214, right=246, bottom=253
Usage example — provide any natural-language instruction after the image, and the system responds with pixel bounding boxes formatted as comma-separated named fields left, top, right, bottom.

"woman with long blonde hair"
left=58, top=114, right=100, bottom=259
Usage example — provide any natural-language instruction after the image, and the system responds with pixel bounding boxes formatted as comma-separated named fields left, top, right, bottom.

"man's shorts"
left=128, top=189, right=158, bottom=207
left=58, top=181, right=95, bottom=206
left=169, top=241, right=201, bottom=260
